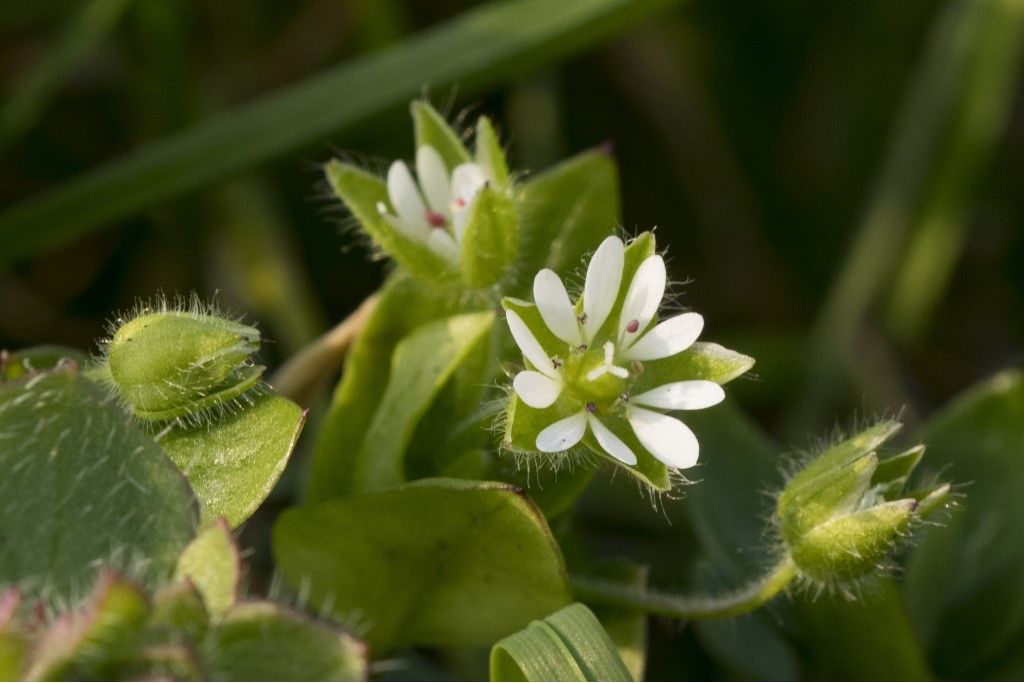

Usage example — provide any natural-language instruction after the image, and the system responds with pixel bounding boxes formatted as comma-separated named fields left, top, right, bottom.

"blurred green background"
left=2, top=0, right=1023, bottom=678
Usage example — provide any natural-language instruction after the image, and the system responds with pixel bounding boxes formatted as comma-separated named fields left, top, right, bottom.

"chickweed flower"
left=376, top=146, right=490, bottom=261
left=502, top=232, right=753, bottom=489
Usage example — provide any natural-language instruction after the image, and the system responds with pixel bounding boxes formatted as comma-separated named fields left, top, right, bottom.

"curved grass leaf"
left=274, top=478, right=571, bottom=650
left=0, top=368, right=196, bottom=604
left=157, top=392, right=305, bottom=528
left=490, top=603, right=632, bottom=681
left=0, top=0, right=676, bottom=270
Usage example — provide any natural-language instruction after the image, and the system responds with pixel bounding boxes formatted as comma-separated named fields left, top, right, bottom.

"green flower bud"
left=776, top=421, right=950, bottom=584
left=100, top=308, right=264, bottom=422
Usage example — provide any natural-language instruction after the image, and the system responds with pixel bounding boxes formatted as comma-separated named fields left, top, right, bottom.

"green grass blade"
left=0, top=0, right=676, bottom=270
left=0, top=0, right=133, bottom=153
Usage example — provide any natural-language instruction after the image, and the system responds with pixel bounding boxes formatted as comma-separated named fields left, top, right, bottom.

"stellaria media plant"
left=1, top=101, right=957, bottom=681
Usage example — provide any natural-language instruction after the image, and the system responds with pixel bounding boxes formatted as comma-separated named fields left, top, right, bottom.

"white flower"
left=506, top=235, right=725, bottom=469
left=376, top=145, right=489, bottom=261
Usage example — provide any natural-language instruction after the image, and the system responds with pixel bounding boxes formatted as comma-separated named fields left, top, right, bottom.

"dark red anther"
left=586, top=402, right=598, bottom=414
left=425, top=210, right=448, bottom=228
left=625, top=319, right=640, bottom=333
left=453, top=197, right=467, bottom=209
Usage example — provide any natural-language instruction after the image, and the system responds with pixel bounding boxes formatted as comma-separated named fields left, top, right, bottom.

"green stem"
left=570, top=556, right=797, bottom=620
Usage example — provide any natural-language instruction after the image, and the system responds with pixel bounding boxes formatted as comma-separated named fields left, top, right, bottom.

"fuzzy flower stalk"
left=501, top=232, right=754, bottom=491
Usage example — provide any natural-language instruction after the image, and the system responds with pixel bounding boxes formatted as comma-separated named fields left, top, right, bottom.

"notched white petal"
left=587, top=414, right=637, bottom=465
left=505, top=309, right=558, bottom=379
left=621, top=312, right=704, bottom=361
left=582, top=236, right=624, bottom=342
left=534, top=269, right=583, bottom=345
left=416, top=145, right=451, bottom=214
left=536, top=411, right=587, bottom=453
left=451, top=163, right=487, bottom=205
left=628, top=406, right=699, bottom=469
left=632, top=380, right=724, bottom=411
left=426, top=229, right=459, bottom=260
left=619, top=255, right=666, bottom=342
left=386, top=160, right=427, bottom=226
left=513, top=371, right=562, bottom=409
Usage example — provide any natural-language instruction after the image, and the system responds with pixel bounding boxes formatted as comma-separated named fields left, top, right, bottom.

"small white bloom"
left=377, top=145, right=489, bottom=261
left=506, top=235, right=725, bottom=470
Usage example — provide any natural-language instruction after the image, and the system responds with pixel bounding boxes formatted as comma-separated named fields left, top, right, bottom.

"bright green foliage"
left=0, top=367, right=197, bottom=604
left=511, top=150, right=620, bottom=296
left=103, top=310, right=264, bottom=421
left=490, top=603, right=632, bottom=681
left=174, top=521, right=240, bottom=618
left=460, top=187, right=519, bottom=289
left=274, top=478, right=572, bottom=650
left=350, top=311, right=495, bottom=492
left=411, top=100, right=473, bottom=169
left=203, top=603, right=367, bottom=682
left=158, top=393, right=305, bottom=527
left=906, top=370, right=1024, bottom=678
left=776, top=421, right=949, bottom=584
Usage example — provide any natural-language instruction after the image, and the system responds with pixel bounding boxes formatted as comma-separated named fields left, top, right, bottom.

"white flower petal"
left=587, top=414, right=637, bottom=465
left=534, top=269, right=583, bottom=345
left=536, top=411, right=587, bottom=453
left=451, top=163, right=487, bottom=205
left=386, top=160, right=427, bottom=227
left=416, top=146, right=451, bottom=214
left=628, top=406, right=699, bottom=469
left=632, top=380, right=724, bottom=411
left=582, top=236, right=624, bottom=342
left=505, top=309, right=558, bottom=379
left=620, top=312, right=704, bottom=362
left=619, top=255, right=666, bottom=343
left=426, top=229, right=459, bottom=260
left=382, top=213, right=429, bottom=241
left=513, top=371, right=562, bottom=409
left=451, top=201, right=471, bottom=242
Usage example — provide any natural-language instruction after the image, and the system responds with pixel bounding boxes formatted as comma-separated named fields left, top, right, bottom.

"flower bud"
left=102, top=309, right=264, bottom=421
left=776, top=421, right=950, bottom=584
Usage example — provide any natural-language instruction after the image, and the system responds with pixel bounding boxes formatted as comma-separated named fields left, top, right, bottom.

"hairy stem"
left=269, top=294, right=378, bottom=405
left=570, top=556, right=797, bottom=620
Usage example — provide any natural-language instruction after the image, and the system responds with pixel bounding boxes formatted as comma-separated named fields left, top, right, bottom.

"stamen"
left=452, top=197, right=467, bottom=209
left=586, top=402, right=598, bottom=414
left=625, top=319, right=640, bottom=333
left=577, top=344, right=588, bottom=353
left=551, top=357, right=562, bottom=369
left=630, top=360, right=644, bottom=375
left=577, top=313, right=588, bottom=324
left=424, top=209, right=448, bottom=228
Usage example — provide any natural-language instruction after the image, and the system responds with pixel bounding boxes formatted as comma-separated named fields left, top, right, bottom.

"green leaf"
left=274, top=478, right=572, bottom=650
left=0, top=368, right=196, bottom=604
left=475, top=115, right=510, bottom=187
left=511, top=149, right=620, bottom=295
left=411, top=100, right=472, bottom=170
left=350, top=311, right=495, bottom=493
left=460, top=187, right=520, bottom=289
left=0, top=344, right=89, bottom=382
left=202, top=602, right=366, bottom=681
left=307, top=275, right=457, bottom=502
left=323, top=160, right=458, bottom=284
left=490, top=603, right=633, bottom=682
left=0, top=0, right=674, bottom=269
left=906, top=370, right=1024, bottom=677
left=26, top=572, right=151, bottom=681
left=174, top=520, right=240, bottom=618
left=158, top=392, right=305, bottom=528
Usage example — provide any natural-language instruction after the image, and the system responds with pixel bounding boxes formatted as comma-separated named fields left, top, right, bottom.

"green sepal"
left=475, top=115, right=510, bottom=187
left=629, top=342, right=755, bottom=394
left=790, top=499, right=917, bottom=583
left=778, top=453, right=878, bottom=545
left=323, top=159, right=457, bottom=284
left=150, top=581, right=209, bottom=643
left=411, top=100, right=472, bottom=170
left=872, top=444, right=925, bottom=498
left=460, top=186, right=519, bottom=289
